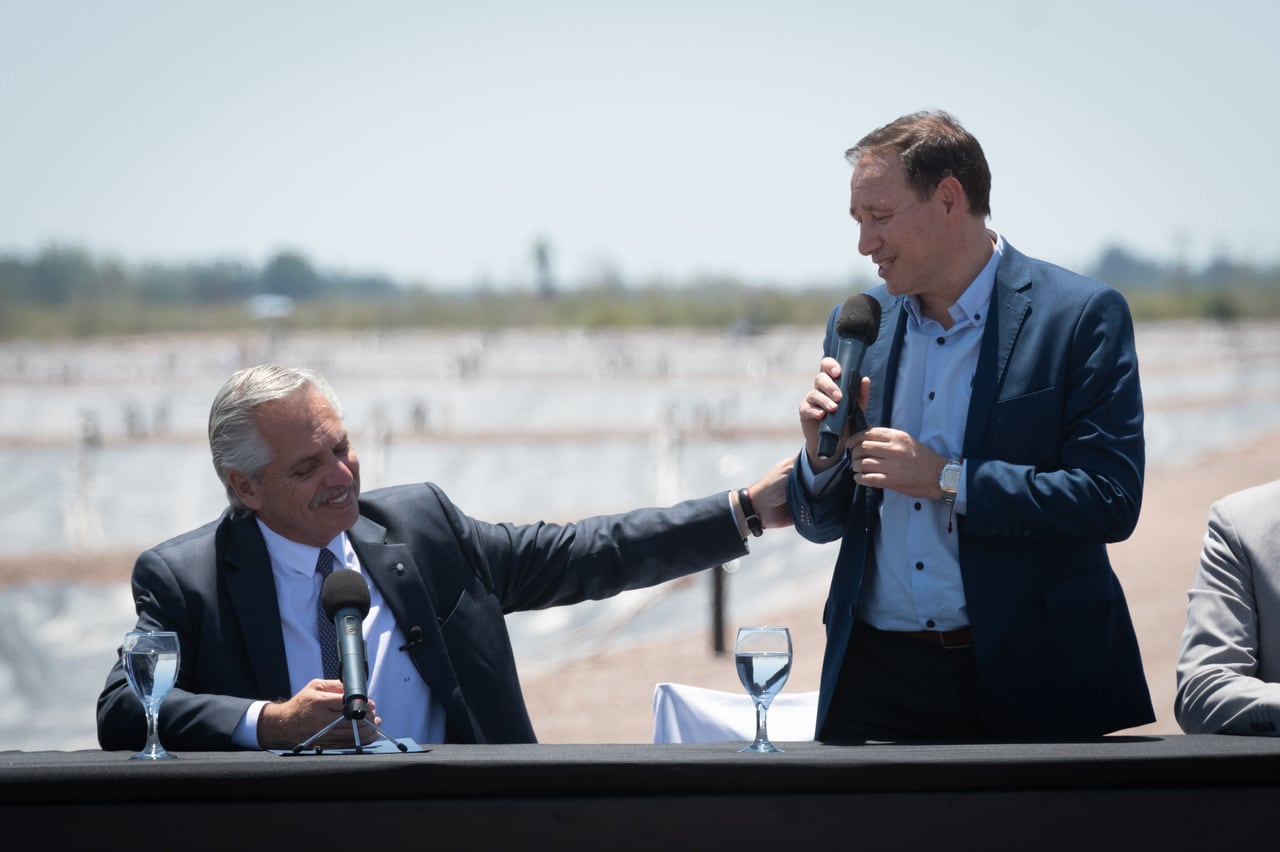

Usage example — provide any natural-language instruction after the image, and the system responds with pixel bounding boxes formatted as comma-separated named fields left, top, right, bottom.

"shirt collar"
left=904, top=230, right=1003, bottom=329
left=255, top=517, right=349, bottom=578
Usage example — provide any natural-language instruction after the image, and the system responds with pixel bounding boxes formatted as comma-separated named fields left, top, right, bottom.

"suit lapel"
left=964, top=246, right=1033, bottom=453
left=858, top=297, right=907, bottom=522
left=223, top=516, right=292, bottom=699
left=346, top=516, right=478, bottom=743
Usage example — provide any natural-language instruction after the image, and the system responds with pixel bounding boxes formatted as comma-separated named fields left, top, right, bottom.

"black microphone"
left=817, top=293, right=882, bottom=459
left=320, top=570, right=372, bottom=720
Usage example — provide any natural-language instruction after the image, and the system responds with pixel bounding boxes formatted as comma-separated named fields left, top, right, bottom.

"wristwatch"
left=938, top=458, right=962, bottom=504
left=737, top=488, right=763, bottom=537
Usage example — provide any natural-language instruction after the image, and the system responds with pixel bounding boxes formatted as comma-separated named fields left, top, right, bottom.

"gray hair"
left=208, top=364, right=344, bottom=515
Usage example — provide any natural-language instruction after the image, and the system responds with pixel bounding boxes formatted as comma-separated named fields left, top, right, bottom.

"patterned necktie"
left=315, top=548, right=340, bottom=680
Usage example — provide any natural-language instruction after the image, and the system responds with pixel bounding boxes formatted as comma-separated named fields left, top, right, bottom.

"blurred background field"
left=2, top=319, right=1280, bottom=749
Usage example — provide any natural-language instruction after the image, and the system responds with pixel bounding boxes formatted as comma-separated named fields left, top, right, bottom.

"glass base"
left=130, top=746, right=176, bottom=760
left=739, top=740, right=783, bottom=753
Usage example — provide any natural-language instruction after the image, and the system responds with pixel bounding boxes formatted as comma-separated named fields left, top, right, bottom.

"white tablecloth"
left=651, top=682, right=819, bottom=743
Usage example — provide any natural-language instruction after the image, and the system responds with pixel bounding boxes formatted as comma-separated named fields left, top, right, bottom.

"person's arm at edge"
left=1175, top=495, right=1280, bottom=734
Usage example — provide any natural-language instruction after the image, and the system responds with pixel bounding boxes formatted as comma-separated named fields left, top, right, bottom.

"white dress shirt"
left=231, top=520, right=446, bottom=748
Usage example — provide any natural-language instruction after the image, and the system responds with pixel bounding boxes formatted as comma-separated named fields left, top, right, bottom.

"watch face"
left=941, top=464, right=962, bottom=490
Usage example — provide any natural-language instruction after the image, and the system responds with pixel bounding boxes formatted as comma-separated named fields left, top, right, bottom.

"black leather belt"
left=857, top=621, right=974, bottom=649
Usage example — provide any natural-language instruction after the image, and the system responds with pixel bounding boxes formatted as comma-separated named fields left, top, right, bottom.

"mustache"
left=311, top=485, right=355, bottom=508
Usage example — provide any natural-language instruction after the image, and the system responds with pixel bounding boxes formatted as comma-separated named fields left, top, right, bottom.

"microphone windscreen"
left=834, top=293, right=882, bottom=344
left=321, top=568, right=371, bottom=620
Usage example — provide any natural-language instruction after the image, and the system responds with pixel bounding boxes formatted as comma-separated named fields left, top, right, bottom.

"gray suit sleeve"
left=1175, top=483, right=1280, bottom=734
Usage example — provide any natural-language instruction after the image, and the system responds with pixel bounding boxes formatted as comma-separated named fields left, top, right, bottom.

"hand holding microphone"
left=257, top=680, right=379, bottom=750
left=287, top=569, right=407, bottom=753
left=260, top=570, right=378, bottom=750
left=811, top=294, right=881, bottom=460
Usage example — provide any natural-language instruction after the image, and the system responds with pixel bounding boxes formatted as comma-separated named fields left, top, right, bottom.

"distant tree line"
left=1, top=242, right=1277, bottom=340
left=0, top=246, right=398, bottom=307
left=1090, top=244, right=1280, bottom=321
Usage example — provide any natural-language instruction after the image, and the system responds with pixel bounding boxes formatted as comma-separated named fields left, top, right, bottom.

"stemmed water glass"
left=123, top=630, right=180, bottom=760
left=734, top=625, right=792, bottom=753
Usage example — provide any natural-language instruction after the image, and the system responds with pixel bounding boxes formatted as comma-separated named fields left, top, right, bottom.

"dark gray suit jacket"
left=97, top=483, right=748, bottom=749
left=788, top=240, right=1156, bottom=738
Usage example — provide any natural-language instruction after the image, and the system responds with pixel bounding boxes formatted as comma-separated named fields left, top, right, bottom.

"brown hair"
left=845, top=110, right=992, bottom=217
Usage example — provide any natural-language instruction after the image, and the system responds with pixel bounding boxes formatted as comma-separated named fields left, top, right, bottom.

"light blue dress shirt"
left=803, top=233, right=1003, bottom=632
left=231, top=521, right=446, bottom=748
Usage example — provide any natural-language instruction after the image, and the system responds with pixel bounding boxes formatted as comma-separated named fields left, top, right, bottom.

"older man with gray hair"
left=98, top=364, right=791, bottom=750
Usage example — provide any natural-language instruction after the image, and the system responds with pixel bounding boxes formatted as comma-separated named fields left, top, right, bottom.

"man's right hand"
left=799, top=357, right=870, bottom=473
left=256, top=679, right=381, bottom=750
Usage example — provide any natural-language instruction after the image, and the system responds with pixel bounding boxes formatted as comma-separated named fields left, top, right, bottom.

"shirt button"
left=915, top=561, right=924, bottom=571
left=936, top=337, right=945, bottom=345
left=928, top=391, right=935, bottom=400
left=914, top=502, right=922, bottom=511
left=926, top=619, right=936, bottom=628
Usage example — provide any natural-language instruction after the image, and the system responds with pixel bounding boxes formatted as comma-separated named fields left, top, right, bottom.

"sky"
left=2, top=0, right=1277, bottom=290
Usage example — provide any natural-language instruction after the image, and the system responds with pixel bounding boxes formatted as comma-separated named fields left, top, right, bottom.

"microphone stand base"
left=291, top=715, right=410, bottom=754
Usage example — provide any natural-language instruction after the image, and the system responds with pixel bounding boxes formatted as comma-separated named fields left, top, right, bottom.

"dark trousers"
left=821, top=620, right=984, bottom=743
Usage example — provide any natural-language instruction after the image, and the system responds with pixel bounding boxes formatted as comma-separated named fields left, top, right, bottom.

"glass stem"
left=755, top=701, right=769, bottom=745
left=145, top=705, right=160, bottom=754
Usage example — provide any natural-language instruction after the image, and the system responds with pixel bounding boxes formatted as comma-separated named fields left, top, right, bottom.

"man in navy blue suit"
left=789, top=111, right=1154, bottom=741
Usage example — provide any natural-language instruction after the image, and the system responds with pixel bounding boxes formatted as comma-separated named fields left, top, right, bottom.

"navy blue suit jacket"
left=788, top=241, right=1155, bottom=738
left=97, top=483, right=748, bottom=749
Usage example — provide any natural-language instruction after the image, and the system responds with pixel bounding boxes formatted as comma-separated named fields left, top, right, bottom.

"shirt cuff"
left=799, top=449, right=850, bottom=497
left=232, top=700, right=268, bottom=750
left=728, top=491, right=752, bottom=549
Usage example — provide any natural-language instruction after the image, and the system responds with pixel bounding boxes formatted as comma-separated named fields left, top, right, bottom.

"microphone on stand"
left=292, top=570, right=408, bottom=754
left=320, top=570, right=372, bottom=720
left=817, top=293, right=882, bottom=459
